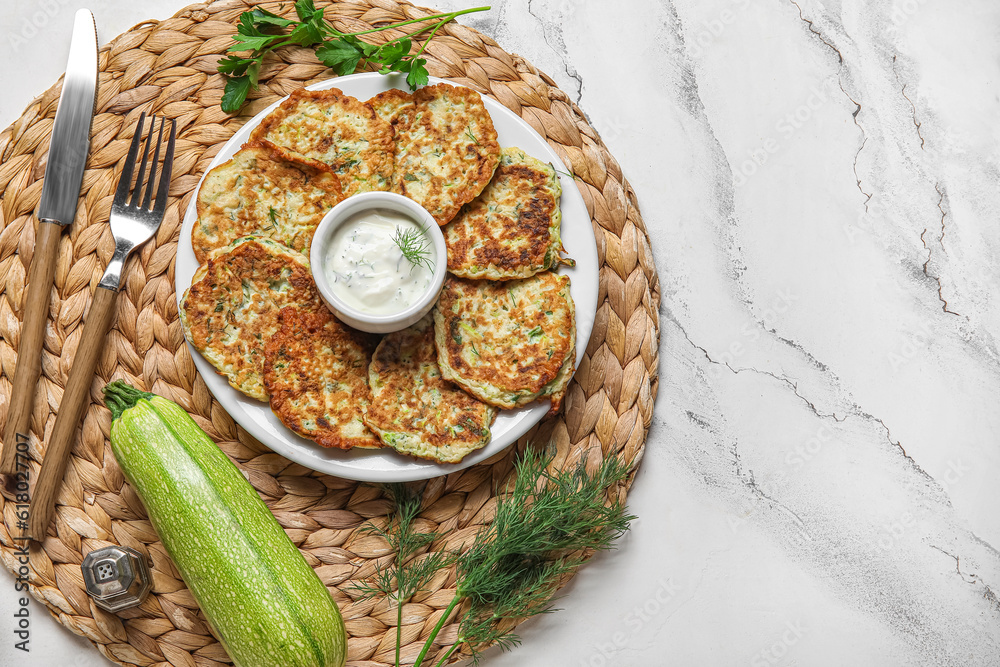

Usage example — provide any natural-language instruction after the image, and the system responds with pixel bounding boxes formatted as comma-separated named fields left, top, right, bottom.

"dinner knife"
left=0, top=9, right=98, bottom=475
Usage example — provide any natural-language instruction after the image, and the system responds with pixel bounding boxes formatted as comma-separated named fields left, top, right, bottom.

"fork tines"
left=114, top=112, right=176, bottom=215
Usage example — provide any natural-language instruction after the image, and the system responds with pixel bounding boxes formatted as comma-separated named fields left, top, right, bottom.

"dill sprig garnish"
left=550, top=161, right=575, bottom=179
left=361, top=448, right=634, bottom=667
left=465, top=126, right=481, bottom=146
left=392, top=223, right=435, bottom=273
left=352, top=484, right=453, bottom=667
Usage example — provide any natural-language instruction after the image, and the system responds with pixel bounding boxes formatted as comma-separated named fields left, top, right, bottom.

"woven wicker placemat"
left=0, top=1, right=660, bottom=665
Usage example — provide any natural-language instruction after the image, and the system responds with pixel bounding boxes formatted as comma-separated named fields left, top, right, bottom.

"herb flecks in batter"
left=465, top=126, right=481, bottom=147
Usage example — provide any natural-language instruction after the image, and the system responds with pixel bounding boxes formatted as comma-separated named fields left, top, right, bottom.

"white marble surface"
left=3, top=0, right=1000, bottom=665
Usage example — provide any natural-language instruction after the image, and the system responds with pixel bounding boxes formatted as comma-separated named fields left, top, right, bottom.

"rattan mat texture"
left=0, top=1, right=660, bottom=665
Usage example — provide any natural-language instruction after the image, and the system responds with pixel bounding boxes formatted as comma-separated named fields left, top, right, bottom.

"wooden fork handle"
left=27, top=285, right=117, bottom=541
left=1, top=221, right=63, bottom=475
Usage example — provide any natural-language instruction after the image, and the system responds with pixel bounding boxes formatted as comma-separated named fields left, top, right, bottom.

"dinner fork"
left=27, top=112, right=176, bottom=540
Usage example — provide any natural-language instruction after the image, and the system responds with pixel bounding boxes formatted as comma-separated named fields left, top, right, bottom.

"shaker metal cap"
left=81, top=546, right=152, bottom=612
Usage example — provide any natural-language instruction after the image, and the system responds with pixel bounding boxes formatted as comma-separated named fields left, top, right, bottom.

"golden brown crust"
left=178, top=237, right=325, bottom=401
left=364, top=315, right=496, bottom=463
left=368, top=88, right=416, bottom=134
left=250, top=87, right=395, bottom=196
left=393, top=83, right=500, bottom=225
left=263, top=308, right=381, bottom=450
left=367, top=88, right=416, bottom=196
left=192, top=142, right=344, bottom=264
left=444, top=147, right=566, bottom=280
left=433, top=273, right=576, bottom=414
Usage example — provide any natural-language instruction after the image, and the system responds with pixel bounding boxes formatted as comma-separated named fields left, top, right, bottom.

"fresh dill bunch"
left=393, top=224, right=435, bottom=273
left=413, top=448, right=635, bottom=666
left=352, top=483, right=453, bottom=667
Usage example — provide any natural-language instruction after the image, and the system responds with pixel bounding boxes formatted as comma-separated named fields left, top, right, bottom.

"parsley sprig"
left=218, top=0, right=490, bottom=113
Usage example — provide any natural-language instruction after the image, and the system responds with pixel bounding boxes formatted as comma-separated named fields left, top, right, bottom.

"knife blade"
left=0, top=8, right=98, bottom=475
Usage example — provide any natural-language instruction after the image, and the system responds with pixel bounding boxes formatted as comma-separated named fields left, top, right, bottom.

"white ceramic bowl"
left=310, top=192, right=447, bottom=333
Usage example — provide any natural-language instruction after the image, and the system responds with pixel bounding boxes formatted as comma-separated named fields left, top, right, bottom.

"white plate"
left=175, top=72, right=599, bottom=482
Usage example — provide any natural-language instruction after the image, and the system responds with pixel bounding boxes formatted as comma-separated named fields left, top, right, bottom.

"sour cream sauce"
left=323, top=208, right=434, bottom=315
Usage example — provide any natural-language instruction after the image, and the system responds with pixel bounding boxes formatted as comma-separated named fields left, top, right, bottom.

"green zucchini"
left=103, top=382, right=346, bottom=667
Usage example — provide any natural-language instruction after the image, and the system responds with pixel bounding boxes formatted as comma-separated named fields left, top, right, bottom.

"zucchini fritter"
left=192, top=143, right=344, bottom=264
left=179, top=237, right=325, bottom=401
left=368, top=88, right=416, bottom=135
left=250, top=87, right=395, bottom=196
left=364, top=315, right=496, bottom=463
left=264, top=308, right=381, bottom=450
left=433, top=273, right=576, bottom=415
left=368, top=88, right=416, bottom=196
left=391, top=84, right=500, bottom=225
left=444, top=147, right=572, bottom=280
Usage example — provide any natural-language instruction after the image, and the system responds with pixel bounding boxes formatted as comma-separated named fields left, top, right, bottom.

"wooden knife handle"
left=1, top=221, right=62, bottom=475
left=27, top=285, right=117, bottom=541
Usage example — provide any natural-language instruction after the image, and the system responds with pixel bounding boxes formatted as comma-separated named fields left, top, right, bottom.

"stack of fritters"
left=431, top=143, right=577, bottom=420
left=179, top=237, right=324, bottom=401
left=181, top=81, right=578, bottom=463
